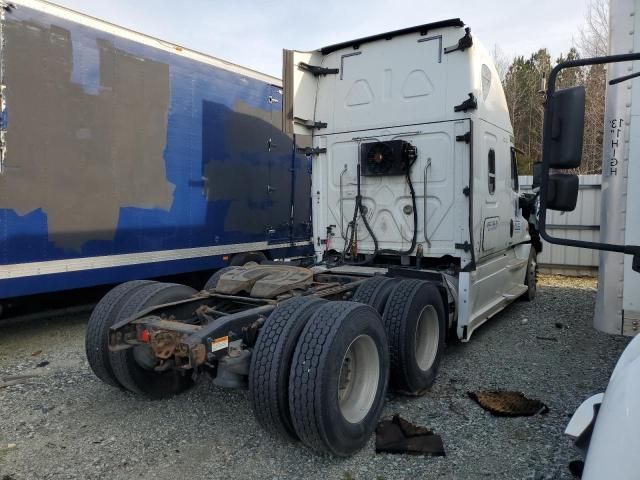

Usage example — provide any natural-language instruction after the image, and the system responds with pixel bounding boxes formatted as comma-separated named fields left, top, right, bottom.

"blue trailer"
left=0, top=0, right=313, bottom=301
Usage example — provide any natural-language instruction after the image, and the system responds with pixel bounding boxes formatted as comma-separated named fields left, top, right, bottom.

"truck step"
left=502, top=285, right=528, bottom=299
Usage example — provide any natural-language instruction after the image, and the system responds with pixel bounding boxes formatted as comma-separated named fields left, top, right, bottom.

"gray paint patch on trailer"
left=203, top=100, right=291, bottom=235
left=0, top=18, right=174, bottom=250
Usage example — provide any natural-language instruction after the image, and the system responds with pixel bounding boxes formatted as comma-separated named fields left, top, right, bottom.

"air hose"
left=342, top=163, right=379, bottom=265
left=342, top=143, right=418, bottom=264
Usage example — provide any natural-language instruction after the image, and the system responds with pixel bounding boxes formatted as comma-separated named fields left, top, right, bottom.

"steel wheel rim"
left=337, top=334, right=380, bottom=424
left=414, top=305, right=439, bottom=371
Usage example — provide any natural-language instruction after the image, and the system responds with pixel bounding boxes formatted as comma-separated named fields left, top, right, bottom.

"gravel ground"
left=0, top=275, right=630, bottom=480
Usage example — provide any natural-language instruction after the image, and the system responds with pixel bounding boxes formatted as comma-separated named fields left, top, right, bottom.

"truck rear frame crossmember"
left=108, top=276, right=367, bottom=372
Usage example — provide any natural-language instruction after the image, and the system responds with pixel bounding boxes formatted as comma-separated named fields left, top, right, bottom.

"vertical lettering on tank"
left=608, top=117, right=625, bottom=176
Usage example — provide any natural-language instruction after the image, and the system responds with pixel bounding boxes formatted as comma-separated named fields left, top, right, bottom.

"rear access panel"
left=313, top=120, right=471, bottom=261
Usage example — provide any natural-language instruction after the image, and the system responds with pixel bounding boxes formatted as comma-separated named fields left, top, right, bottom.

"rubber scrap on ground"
left=468, top=391, right=549, bottom=417
left=375, top=414, right=445, bottom=456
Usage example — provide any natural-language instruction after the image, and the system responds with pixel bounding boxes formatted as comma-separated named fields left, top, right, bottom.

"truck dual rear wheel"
left=289, top=302, right=389, bottom=456
left=85, top=280, right=155, bottom=388
left=108, top=282, right=198, bottom=399
left=351, top=276, right=398, bottom=314
left=249, top=296, right=327, bottom=440
left=382, top=279, right=446, bottom=396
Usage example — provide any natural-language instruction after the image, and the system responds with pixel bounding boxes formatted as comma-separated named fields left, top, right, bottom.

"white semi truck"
left=85, top=19, right=540, bottom=456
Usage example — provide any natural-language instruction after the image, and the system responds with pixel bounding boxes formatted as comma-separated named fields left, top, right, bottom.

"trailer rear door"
left=266, top=85, right=294, bottom=243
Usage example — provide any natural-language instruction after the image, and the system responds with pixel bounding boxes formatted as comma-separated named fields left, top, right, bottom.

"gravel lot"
left=0, top=275, right=630, bottom=480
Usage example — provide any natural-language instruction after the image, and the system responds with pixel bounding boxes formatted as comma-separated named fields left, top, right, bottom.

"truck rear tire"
left=523, top=249, right=538, bottom=301
left=382, top=279, right=446, bottom=396
left=351, top=276, right=397, bottom=314
left=109, top=282, right=198, bottom=399
left=249, top=296, right=327, bottom=440
left=85, top=280, right=155, bottom=388
left=230, top=251, right=267, bottom=266
left=289, top=302, right=389, bottom=456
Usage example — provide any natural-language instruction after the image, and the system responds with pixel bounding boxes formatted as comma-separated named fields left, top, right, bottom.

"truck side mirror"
left=537, top=52, right=640, bottom=272
left=547, top=173, right=579, bottom=211
left=540, top=86, right=584, bottom=213
left=548, top=86, right=585, bottom=169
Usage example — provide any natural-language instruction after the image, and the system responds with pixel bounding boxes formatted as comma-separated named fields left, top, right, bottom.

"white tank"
left=595, top=0, right=640, bottom=335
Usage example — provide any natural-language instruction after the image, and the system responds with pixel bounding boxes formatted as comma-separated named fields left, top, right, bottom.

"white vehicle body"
left=595, top=0, right=640, bottom=336
left=284, top=21, right=533, bottom=341
left=567, top=334, right=640, bottom=479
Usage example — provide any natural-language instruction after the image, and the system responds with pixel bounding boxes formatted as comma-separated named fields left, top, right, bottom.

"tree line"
left=494, top=0, right=608, bottom=175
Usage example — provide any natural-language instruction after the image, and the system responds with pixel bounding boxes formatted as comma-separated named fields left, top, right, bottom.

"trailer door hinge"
left=462, top=186, right=470, bottom=196
left=444, top=27, right=473, bottom=54
left=454, top=93, right=478, bottom=113
left=456, top=131, right=471, bottom=143
left=293, top=117, right=327, bottom=129
left=298, top=62, right=339, bottom=76
left=296, top=146, right=327, bottom=156
left=455, top=241, right=472, bottom=252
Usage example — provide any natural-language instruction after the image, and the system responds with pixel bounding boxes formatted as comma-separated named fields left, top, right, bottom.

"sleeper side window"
left=488, top=149, right=496, bottom=195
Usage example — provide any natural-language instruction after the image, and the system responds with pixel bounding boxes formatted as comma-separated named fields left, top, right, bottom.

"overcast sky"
left=53, top=0, right=591, bottom=78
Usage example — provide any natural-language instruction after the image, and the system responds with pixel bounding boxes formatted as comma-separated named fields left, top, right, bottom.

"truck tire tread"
left=351, top=276, right=397, bottom=314
left=249, top=296, right=327, bottom=440
left=85, top=280, right=155, bottom=388
left=383, top=279, right=446, bottom=395
left=289, top=302, right=389, bottom=456
left=109, top=282, right=198, bottom=399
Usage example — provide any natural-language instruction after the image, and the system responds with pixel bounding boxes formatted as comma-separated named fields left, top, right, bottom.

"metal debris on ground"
left=375, top=414, right=445, bottom=456
left=468, top=391, right=549, bottom=417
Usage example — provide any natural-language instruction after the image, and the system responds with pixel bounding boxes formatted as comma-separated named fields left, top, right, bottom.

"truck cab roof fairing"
left=319, top=19, right=465, bottom=55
